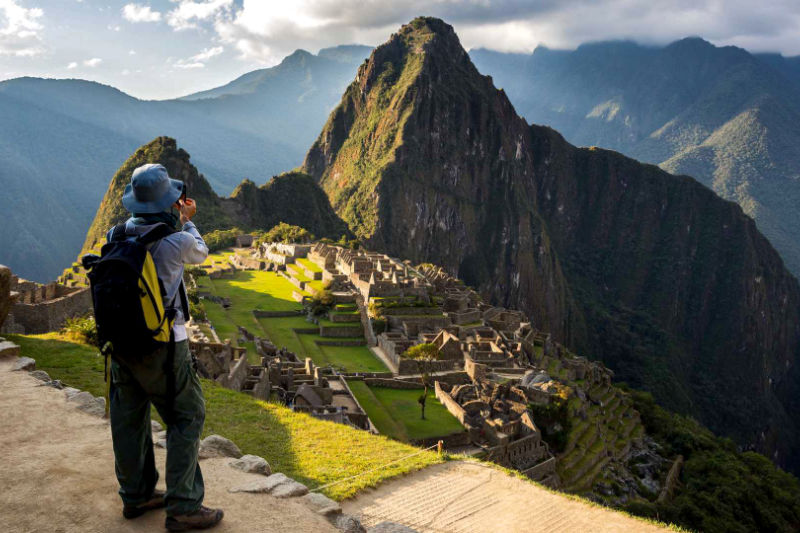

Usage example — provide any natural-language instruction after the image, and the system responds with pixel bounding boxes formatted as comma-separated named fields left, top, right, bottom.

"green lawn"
left=286, top=265, right=324, bottom=294
left=9, top=333, right=106, bottom=396
left=9, top=334, right=443, bottom=500
left=197, top=271, right=386, bottom=372
left=318, top=344, right=387, bottom=373
left=296, top=257, right=322, bottom=273
left=256, top=315, right=387, bottom=373
left=347, top=381, right=464, bottom=442
left=197, top=271, right=305, bottom=363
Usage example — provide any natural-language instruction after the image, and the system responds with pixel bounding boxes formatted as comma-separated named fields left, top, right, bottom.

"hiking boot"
left=165, top=506, right=224, bottom=531
left=123, top=489, right=166, bottom=519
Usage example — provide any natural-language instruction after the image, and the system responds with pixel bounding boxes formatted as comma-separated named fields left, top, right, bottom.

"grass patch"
left=8, top=333, right=105, bottom=396
left=10, top=333, right=444, bottom=500
left=318, top=344, right=387, bottom=373
left=296, top=257, right=323, bottom=273
left=348, top=382, right=464, bottom=442
left=257, top=315, right=387, bottom=372
left=198, top=271, right=306, bottom=361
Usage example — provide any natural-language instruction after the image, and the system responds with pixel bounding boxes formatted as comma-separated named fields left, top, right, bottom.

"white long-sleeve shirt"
left=107, top=219, right=209, bottom=341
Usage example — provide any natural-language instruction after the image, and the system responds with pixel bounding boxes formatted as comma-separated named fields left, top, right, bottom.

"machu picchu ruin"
left=167, top=237, right=668, bottom=503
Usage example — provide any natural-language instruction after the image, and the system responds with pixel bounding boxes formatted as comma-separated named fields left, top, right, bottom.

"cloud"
left=83, top=57, right=102, bottom=67
left=67, top=61, right=77, bottom=69
left=207, top=0, right=800, bottom=64
left=166, top=0, right=233, bottom=31
left=0, top=0, right=44, bottom=57
left=173, top=45, right=224, bottom=69
left=122, top=3, right=161, bottom=23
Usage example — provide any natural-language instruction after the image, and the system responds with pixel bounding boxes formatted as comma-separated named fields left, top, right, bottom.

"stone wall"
left=397, top=358, right=461, bottom=375
left=2, top=285, right=92, bottom=334
left=364, top=378, right=423, bottom=389
left=319, top=324, right=364, bottom=337
left=435, top=381, right=470, bottom=427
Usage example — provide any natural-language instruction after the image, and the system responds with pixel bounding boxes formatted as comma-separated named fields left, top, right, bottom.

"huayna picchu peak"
left=304, top=17, right=800, bottom=475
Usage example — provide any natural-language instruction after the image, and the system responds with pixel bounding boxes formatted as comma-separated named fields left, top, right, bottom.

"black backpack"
left=84, top=223, right=177, bottom=361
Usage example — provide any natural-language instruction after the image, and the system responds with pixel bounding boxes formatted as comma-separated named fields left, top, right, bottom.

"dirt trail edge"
left=343, top=461, right=670, bottom=533
left=0, top=359, right=336, bottom=533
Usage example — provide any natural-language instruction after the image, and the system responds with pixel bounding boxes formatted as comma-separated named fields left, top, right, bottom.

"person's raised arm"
left=177, top=198, right=208, bottom=264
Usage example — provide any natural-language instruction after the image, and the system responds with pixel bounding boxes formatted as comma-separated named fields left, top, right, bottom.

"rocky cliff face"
left=304, top=17, right=800, bottom=472
left=83, top=136, right=347, bottom=253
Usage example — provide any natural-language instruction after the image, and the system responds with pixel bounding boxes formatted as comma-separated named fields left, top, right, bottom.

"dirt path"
left=0, top=358, right=336, bottom=533
left=343, top=461, right=669, bottom=533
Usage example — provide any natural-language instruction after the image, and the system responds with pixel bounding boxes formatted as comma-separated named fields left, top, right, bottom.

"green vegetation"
left=197, top=270, right=386, bottom=372
left=8, top=334, right=106, bottom=396
left=257, top=222, right=314, bottom=245
left=529, top=400, right=572, bottom=453
left=305, top=20, right=435, bottom=239
left=60, top=315, right=99, bottom=347
left=625, top=390, right=800, bottom=533
left=8, top=333, right=442, bottom=500
left=203, top=227, right=262, bottom=252
left=347, top=381, right=463, bottom=442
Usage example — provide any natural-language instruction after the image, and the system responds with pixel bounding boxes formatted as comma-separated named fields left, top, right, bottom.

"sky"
left=2, top=0, right=800, bottom=100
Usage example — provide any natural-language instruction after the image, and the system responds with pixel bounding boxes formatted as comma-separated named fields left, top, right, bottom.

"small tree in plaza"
left=405, top=343, right=441, bottom=420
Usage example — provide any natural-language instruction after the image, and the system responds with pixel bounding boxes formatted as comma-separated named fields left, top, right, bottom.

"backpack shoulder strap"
left=110, top=223, right=128, bottom=242
left=137, top=223, right=177, bottom=247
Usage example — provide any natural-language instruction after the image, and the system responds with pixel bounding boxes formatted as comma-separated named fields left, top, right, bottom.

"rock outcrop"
left=0, top=265, right=15, bottom=330
left=303, top=17, right=800, bottom=472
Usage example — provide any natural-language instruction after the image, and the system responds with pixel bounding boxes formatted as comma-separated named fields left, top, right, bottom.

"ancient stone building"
left=0, top=275, right=92, bottom=334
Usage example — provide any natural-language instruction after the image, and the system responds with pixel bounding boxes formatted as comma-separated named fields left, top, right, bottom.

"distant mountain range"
left=470, top=38, right=800, bottom=277
left=3, top=32, right=800, bottom=290
left=0, top=45, right=370, bottom=281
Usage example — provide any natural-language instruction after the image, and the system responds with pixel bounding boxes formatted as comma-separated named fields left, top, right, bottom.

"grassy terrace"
left=8, top=333, right=443, bottom=500
left=296, top=257, right=323, bottom=273
left=348, top=381, right=464, bottom=442
left=196, top=270, right=305, bottom=364
left=196, top=267, right=386, bottom=373
left=286, top=264, right=325, bottom=293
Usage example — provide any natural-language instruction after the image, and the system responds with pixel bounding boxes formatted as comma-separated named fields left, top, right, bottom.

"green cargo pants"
left=109, top=339, right=206, bottom=516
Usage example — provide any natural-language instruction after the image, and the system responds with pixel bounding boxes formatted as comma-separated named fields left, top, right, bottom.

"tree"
left=405, top=343, right=441, bottom=420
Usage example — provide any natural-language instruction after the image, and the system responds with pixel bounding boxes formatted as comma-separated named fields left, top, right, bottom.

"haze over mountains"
left=0, top=45, right=370, bottom=281
left=471, top=38, right=800, bottom=276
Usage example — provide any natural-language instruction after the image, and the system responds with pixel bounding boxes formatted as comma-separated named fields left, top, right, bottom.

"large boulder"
left=12, top=357, right=35, bottom=371
left=199, top=434, right=242, bottom=459
left=228, top=454, right=271, bottom=476
left=0, top=265, right=13, bottom=330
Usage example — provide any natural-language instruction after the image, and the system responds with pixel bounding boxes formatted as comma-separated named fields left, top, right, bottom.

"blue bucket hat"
left=121, top=164, right=185, bottom=214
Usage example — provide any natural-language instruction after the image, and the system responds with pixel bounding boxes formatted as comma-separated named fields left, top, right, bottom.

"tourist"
left=105, top=164, right=223, bottom=531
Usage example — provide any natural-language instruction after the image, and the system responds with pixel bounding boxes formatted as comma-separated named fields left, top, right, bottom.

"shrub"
left=372, top=318, right=387, bottom=335
left=186, top=265, right=208, bottom=277
left=528, top=399, right=572, bottom=453
left=308, top=288, right=334, bottom=317
left=189, top=300, right=207, bottom=322
left=203, top=227, right=245, bottom=252
left=257, top=223, right=314, bottom=245
left=61, top=315, right=99, bottom=347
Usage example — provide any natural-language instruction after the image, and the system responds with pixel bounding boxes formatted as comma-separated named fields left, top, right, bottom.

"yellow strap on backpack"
left=139, top=252, right=174, bottom=342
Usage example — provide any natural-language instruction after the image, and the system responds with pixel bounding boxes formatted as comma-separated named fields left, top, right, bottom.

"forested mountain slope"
left=470, top=39, right=800, bottom=277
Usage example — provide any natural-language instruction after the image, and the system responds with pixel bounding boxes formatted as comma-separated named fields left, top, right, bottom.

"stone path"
left=0, top=357, right=337, bottom=533
left=343, top=461, right=670, bottom=533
